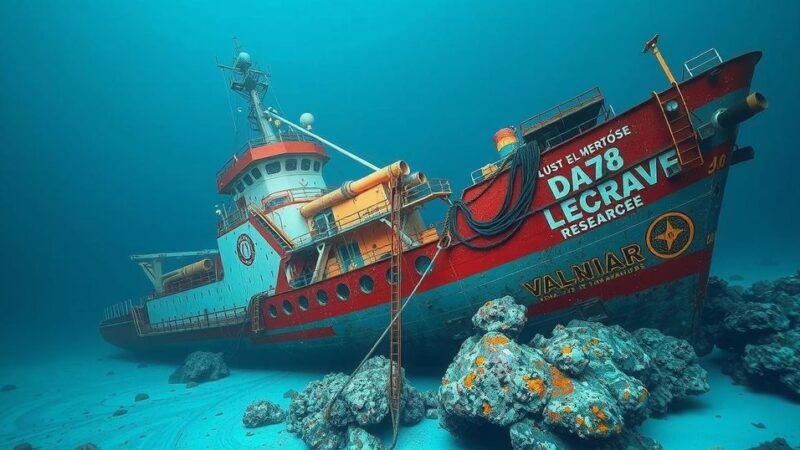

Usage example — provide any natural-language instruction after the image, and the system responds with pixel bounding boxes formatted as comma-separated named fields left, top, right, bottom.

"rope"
left=323, top=239, right=448, bottom=429
left=446, top=142, right=541, bottom=249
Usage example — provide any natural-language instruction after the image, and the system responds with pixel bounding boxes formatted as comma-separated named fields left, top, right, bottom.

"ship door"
left=337, top=241, right=364, bottom=272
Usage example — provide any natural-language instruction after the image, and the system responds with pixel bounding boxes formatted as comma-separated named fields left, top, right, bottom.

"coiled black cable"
left=447, top=142, right=541, bottom=249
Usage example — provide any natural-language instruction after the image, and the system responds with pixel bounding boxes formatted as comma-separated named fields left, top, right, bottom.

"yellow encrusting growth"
left=482, top=401, right=492, bottom=415
left=562, top=345, right=572, bottom=355
left=483, top=335, right=510, bottom=346
left=463, top=372, right=477, bottom=389
left=475, top=355, right=486, bottom=366
left=549, top=367, right=575, bottom=397
left=522, top=375, right=546, bottom=397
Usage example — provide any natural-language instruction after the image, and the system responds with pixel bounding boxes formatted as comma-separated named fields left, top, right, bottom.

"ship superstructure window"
left=250, top=167, right=262, bottom=179
left=298, top=295, right=309, bottom=311
left=415, top=256, right=433, bottom=275
left=235, top=181, right=245, bottom=193
left=265, top=161, right=281, bottom=174
left=243, top=174, right=254, bottom=186
left=359, top=275, right=374, bottom=293
left=316, top=289, right=328, bottom=306
left=312, top=210, right=336, bottom=235
left=301, top=159, right=311, bottom=171
left=337, top=283, right=350, bottom=301
left=269, top=304, right=278, bottom=318
left=285, top=159, right=298, bottom=171
left=313, top=161, right=321, bottom=172
left=386, top=267, right=399, bottom=285
left=283, top=299, right=294, bottom=315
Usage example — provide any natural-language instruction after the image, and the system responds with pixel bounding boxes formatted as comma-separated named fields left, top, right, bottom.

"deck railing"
left=520, top=87, right=604, bottom=135
left=682, top=48, right=723, bottom=80
left=143, top=305, right=249, bottom=335
left=216, top=132, right=313, bottom=178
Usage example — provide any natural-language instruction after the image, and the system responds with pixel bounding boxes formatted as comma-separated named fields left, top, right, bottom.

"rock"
left=425, top=408, right=438, bottom=420
left=344, top=426, right=384, bottom=450
left=284, top=389, right=299, bottom=399
left=748, top=438, right=795, bottom=450
left=186, top=381, right=199, bottom=389
left=169, top=351, right=229, bottom=384
left=245, top=431, right=254, bottom=437
left=112, top=408, right=127, bottom=417
left=106, top=371, right=115, bottom=376
left=752, top=422, right=766, bottom=429
left=75, top=443, right=99, bottom=450
left=286, top=356, right=423, bottom=449
left=472, top=296, right=527, bottom=338
left=510, top=419, right=571, bottom=450
left=420, top=390, right=438, bottom=409
left=1, top=384, right=16, bottom=392
left=243, top=400, right=286, bottom=428
left=13, top=443, right=33, bottom=450
left=134, top=393, right=149, bottom=402
left=632, top=328, right=709, bottom=416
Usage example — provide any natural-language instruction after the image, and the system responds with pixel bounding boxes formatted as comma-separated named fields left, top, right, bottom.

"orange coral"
left=562, top=406, right=572, bottom=414
left=615, top=423, right=622, bottom=433
left=522, top=375, right=546, bottom=397
left=589, top=337, right=600, bottom=345
left=483, top=335, right=509, bottom=346
left=546, top=410, right=561, bottom=423
left=534, top=359, right=545, bottom=369
left=463, top=372, right=477, bottom=389
left=597, top=423, right=609, bottom=434
left=475, top=355, right=486, bottom=366
left=549, top=367, right=574, bottom=397
left=591, top=405, right=607, bottom=421
left=561, top=345, right=572, bottom=355
left=623, top=390, right=631, bottom=401
left=482, top=401, right=492, bottom=415
left=576, top=415, right=585, bottom=426
left=441, top=378, right=449, bottom=385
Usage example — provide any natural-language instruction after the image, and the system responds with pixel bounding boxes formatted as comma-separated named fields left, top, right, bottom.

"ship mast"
left=218, top=45, right=278, bottom=144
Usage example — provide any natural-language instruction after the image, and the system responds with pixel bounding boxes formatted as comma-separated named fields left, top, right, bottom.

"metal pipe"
left=716, top=93, right=768, bottom=128
left=263, top=110, right=380, bottom=171
left=300, top=161, right=410, bottom=218
left=402, top=172, right=426, bottom=189
left=162, top=259, right=214, bottom=285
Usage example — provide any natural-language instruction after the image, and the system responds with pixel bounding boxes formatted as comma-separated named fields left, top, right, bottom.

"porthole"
left=337, top=283, right=350, bottom=300
left=386, top=267, right=399, bottom=285
left=268, top=304, right=278, bottom=318
left=298, top=295, right=309, bottom=311
left=359, top=275, right=374, bottom=293
left=283, top=299, right=294, bottom=315
left=316, top=289, right=328, bottom=306
left=415, top=256, right=433, bottom=275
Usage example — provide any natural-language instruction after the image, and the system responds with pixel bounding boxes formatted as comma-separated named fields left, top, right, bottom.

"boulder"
left=344, top=426, right=384, bottom=450
left=472, top=296, right=528, bottom=338
left=169, top=351, right=229, bottom=384
left=243, top=400, right=286, bottom=428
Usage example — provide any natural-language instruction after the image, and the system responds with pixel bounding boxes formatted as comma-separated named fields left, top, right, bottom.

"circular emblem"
left=646, top=212, right=694, bottom=259
left=236, top=234, right=255, bottom=266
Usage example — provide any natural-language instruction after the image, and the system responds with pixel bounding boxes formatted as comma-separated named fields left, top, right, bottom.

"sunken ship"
left=100, top=36, right=767, bottom=362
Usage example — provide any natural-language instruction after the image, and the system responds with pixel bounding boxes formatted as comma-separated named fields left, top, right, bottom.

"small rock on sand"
left=75, top=443, right=99, bottom=450
left=186, top=382, right=199, bottom=389
left=112, top=408, right=127, bottom=417
left=13, top=443, right=33, bottom=450
left=752, top=422, right=767, bottom=429
left=2, top=384, right=17, bottom=392
left=106, top=371, right=115, bottom=376
left=134, top=393, right=149, bottom=402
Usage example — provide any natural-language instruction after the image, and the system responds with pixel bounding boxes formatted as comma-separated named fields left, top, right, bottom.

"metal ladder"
left=654, top=83, right=704, bottom=170
left=248, top=205, right=294, bottom=252
left=387, top=177, right=404, bottom=449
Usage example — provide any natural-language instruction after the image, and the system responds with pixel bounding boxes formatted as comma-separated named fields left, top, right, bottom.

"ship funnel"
left=715, top=92, right=768, bottom=128
left=300, top=161, right=410, bottom=218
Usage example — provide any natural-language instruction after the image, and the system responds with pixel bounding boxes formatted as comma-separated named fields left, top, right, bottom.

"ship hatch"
left=520, top=87, right=612, bottom=151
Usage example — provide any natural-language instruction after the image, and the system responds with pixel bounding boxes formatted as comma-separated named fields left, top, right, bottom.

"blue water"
left=1, top=1, right=799, bottom=449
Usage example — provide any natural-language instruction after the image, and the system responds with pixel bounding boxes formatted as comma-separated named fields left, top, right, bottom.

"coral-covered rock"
left=243, top=400, right=286, bottom=428
left=344, top=426, right=384, bottom=450
left=439, top=332, right=550, bottom=429
left=632, top=328, right=709, bottom=416
left=472, top=296, right=528, bottom=338
left=287, top=356, right=423, bottom=449
left=510, top=419, right=571, bottom=450
left=169, top=351, right=229, bottom=384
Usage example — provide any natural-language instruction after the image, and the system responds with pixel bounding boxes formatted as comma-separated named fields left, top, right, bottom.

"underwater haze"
left=1, top=1, right=799, bottom=449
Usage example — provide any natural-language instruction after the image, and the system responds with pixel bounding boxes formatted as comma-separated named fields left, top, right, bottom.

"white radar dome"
left=300, top=112, right=315, bottom=129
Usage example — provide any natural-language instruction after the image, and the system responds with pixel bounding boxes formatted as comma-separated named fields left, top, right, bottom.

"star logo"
left=646, top=212, right=694, bottom=259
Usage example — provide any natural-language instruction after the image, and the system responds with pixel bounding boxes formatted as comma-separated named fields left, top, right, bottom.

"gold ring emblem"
left=646, top=212, right=694, bottom=259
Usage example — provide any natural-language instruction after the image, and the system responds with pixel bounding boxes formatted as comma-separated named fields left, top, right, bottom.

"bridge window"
left=301, top=158, right=311, bottom=170
left=359, top=275, right=374, bottom=293
left=243, top=174, right=254, bottom=186
left=415, top=256, right=433, bottom=275
left=313, top=161, right=321, bottom=172
left=250, top=167, right=262, bottom=179
left=285, top=159, right=298, bottom=171
left=298, top=295, right=309, bottom=311
left=235, top=181, right=245, bottom=193
left=268, top=304, right=278, bottom=318
left=316, top=289, right=328, bottom=306
left=337, top=283, right=350, bottom=301
left=283, top=299, right=294, bottom=315
left=265, top=161, right=281, bottom=175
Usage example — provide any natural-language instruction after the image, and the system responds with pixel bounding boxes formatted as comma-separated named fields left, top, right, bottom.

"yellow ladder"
left=654, top=83, right=704, bottom=170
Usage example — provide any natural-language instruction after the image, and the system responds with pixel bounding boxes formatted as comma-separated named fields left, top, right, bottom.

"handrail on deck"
left=682, top=48, right=723, bottom=80
left=216, top=131, right=314, bottom=178
left=520, top=87, right=604, bottom=134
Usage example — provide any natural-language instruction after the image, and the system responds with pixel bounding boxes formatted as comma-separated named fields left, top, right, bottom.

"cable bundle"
left=447, top=142, right=541, bottom=249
